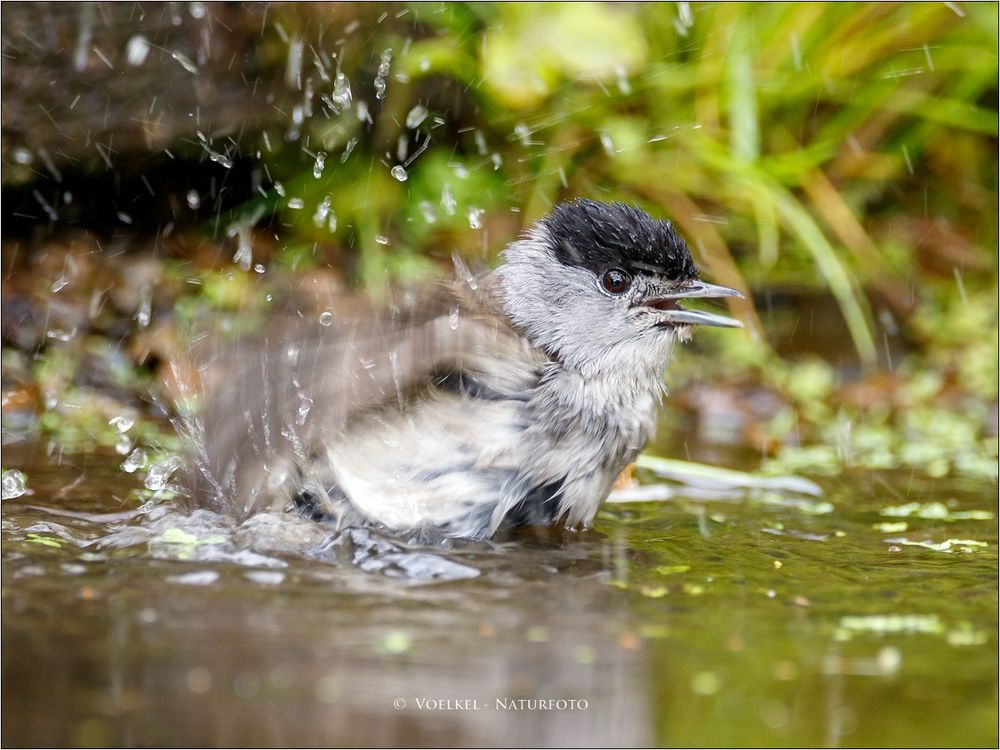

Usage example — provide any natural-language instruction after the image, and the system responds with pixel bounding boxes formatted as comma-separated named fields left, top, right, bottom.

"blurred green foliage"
left=253, top=1, right=997, bottom=370
left=4, top=2, right=997, bottom=476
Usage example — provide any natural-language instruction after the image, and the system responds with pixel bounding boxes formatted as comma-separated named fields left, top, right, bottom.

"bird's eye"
left=601, top=268, right=631, bottom=295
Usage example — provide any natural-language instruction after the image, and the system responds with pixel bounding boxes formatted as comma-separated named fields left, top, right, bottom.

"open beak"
left=644, top=280, right=744, bottom=329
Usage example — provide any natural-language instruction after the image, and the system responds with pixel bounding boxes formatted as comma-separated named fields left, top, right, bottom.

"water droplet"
left=274, top=182, right=286, bottom=197
left=2, top=470, right=27, bottom=500
left=374, top=49, right=393, bottom=99
left=115, top=434, right=133, bottom=455
left=473, top=130, right=487, bottom=155
left=600, top=131, right=617, bottom=156
left=287, top=198, right=305, bottom=209
left=375, top=235, right=390, bottom=245
left=341, top=137, right=358, bottom=163
left=448, top=307, right=460, bottom=331
left=418, top=201, right=437, bottom=224
left=254, top=263, right=266, bottom=274
left=296, top=393, right=313, bottom=425
left=514, top=123, right=531, bottom=146
left=144, top=456, right=183, bottom=491
left=396, top=135, right=408, bottom=162
left=405, top=104, right=428, bottom=129
left=441, top=184, right=456, bottom=216
left=490, top=153, right=502, bottom=170
left=451, top=163, right=470, bottom=179
left=467, top=206, right=484, bottom=229
left=331, top=72, right=352, bottom=110
left=186, top=189, right=201, bottom=209
left=46, top=328, right=77, bottom=341
left=615, top=65, right=632, bottom=95
left=313, top=196, right=332, bottom=228
left=318, top=311, right=334, bottom=326
left=189, top=2, right=206, bottom=19
left=109, top=416, right=134, bottom=433
left=356, top=102, right=371, bottom=124
left=126, top=35, right=150, bottom=66
left=390, top=165, right=408, bottom=182
left=135, top=286, right=152, bottom=328
left=171, top=51, right=198, bottom=74
left=312, top=151, right=327, bottom=179
left=121, top=448, right=148, bottom=474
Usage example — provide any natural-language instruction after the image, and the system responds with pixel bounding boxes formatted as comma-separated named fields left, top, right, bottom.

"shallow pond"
left=2, top=434, right=996, bottom=748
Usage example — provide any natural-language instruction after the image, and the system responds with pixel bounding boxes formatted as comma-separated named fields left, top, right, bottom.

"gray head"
left=495, top=200, right=742, bottom=375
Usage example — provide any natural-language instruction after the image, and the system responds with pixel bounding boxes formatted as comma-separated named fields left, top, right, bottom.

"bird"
left=186, top=199, right=743, bottom=541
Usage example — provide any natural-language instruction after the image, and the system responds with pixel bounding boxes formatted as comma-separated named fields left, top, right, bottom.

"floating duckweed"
left=691, top=671, right=721, bottom=695
left=873, top=521, right=908, bottom=533
left=640, top=585, right=668, bottom=598
left=574, top=645, right=597, bottom=664
left=526, top=626, right=549, bottom=642
left=838, top=614, right=944, bottom=637
left=381, top=630, right=411, bottom=654
left=159, top=528, right=227, bottom=546
left=655, top=564, right=690, bottom=575
left=25, top=533, right=61, bottom=548
left=881, top=502, right=994, bottom=522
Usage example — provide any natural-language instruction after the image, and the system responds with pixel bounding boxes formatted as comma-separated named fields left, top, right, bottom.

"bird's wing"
left=183, top=275, right=541, bottom=518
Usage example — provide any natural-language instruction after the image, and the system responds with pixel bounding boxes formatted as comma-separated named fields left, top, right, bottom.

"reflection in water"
left=2, top=444, right=997, bottom=747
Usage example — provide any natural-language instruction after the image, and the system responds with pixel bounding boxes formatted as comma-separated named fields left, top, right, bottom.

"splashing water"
left=341, top=137, right=358, bottom=163
left=109, top=416, right=134, bottom=433
left=441, top=184, right=456, bottom=216
left=2, top=470, right=28, bottom=500
left=390, top=165, right=407, bottom=182
left=374, top=48, right=392, bottom=100
left=405, top=104, right=428, bottom=129
left=418, top=201, right=437, bottom=224
left=313, top=196, right=333, bottom=229
left=312, top=152, right=327, bottom=179
left=121, top=448, right=148, bottom=474
left=145, top=456, right=185, bottom=492
left=330, top=72, right=352, bottom=111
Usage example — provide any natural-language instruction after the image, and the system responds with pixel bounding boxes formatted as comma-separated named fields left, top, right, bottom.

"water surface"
left=2, top=439, right=996, bottom=747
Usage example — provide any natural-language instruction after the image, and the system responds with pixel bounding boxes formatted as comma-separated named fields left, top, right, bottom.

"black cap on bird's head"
left=542, top=199, right=699, bottom=282
left=540, top=199, right=743, bottom=329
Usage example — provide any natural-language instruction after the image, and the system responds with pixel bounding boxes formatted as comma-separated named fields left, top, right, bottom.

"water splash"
left=312, top=151, right=327, bottom=179
left=418, top=201, right=437, bottom=224
left=121, top=448, right=148, bottom=474
left=405, top=104, right=428, bottom=129
left=109, top=416, right=134, bottom=433
left=145, top=456, right=185, bottom=491
left=2, top=470, right=28, bottom=500
left=441, top=184, right=456, bottom=216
